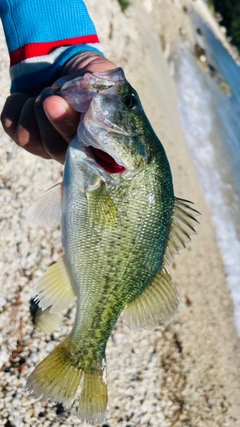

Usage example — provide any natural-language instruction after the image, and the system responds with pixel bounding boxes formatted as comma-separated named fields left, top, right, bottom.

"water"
left=174, top=14, right=240, bottom=333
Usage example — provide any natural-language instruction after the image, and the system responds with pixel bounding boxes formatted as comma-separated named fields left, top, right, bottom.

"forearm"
left=0, top=0, right=103, bottom=94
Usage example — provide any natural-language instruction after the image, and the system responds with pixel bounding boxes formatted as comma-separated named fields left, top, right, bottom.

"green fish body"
left=26, top=69, right=199, bottom=423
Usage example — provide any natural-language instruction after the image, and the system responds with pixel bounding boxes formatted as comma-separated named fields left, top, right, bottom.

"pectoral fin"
left=34, top=256, right=77, bottom=313
left=86, top=182, right=118, bottom=227
left=122, top=266, right=178, bottom=329
left=26, top=183, right=62, bottom=227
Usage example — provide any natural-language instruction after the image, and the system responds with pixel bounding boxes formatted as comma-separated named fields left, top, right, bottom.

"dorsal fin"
left=165, top=197, right=200, bottom=262
left=122, top=197, right=200, bottom=330
left=122, top=266, right=178, bottom=329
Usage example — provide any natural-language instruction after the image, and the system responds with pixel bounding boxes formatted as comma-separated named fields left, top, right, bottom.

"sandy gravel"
left=1, top=0, right=240, bottom=426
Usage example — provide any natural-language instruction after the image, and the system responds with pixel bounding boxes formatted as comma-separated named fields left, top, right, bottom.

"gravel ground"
left=1, top=1, right=240, bottom=426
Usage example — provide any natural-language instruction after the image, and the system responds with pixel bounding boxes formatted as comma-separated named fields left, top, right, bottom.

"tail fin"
left=27, top=336, right=107, bottom=423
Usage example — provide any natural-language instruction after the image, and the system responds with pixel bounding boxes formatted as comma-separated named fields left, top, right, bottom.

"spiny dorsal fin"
left=34, top=256, right=77, bottom=313
left=165, top=197, right=200, bottom=261
left=26, top=183, right=62, bottom=227
left=122, top=198, right=199, bottom=329
left=122, top=266, right=178, bottom=329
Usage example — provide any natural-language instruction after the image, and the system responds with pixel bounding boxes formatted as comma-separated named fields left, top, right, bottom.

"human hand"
left=0, top=52, right=116, bottom=163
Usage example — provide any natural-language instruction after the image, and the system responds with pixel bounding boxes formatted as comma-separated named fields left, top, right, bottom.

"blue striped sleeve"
left=0, top=0, right=103, bottom=93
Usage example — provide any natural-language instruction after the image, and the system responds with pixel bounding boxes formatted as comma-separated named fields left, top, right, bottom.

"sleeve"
left=0, top=0, right=103, bottom=94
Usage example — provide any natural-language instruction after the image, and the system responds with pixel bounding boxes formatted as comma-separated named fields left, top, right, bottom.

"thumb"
left=43, top=95, right=80, bottom=143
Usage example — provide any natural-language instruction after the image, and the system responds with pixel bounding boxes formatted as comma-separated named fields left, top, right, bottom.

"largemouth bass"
left=26, top=68, right=199, bottom=423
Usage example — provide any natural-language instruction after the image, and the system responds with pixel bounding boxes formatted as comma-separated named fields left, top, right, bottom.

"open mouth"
left=89, top=147, right=126, bottom=174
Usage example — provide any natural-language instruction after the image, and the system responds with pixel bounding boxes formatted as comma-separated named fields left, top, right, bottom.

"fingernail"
left=43, top=98, right=68, bottom=121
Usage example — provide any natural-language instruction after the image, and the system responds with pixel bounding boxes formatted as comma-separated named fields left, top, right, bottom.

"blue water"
left=174, top=14, right=240, bottom=333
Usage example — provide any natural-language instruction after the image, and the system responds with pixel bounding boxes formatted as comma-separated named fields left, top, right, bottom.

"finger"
left=43, top=96, right=80, bottom=144
left=1, top=93, right=29, bottom=141
left=15, top=97, right=51, bottom=158
left=34, top=95, right=69, bottom=163
left=62, top=51, right=116, bottom=76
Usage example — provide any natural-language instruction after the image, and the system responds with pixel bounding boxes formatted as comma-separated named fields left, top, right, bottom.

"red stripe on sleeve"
left=10, top=35, right=100, bottom=66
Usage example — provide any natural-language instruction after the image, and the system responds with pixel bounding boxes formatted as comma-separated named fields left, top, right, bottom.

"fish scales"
left=64, top=163, right=173, bottom=340
left=26, top=68, right=199, bottom=423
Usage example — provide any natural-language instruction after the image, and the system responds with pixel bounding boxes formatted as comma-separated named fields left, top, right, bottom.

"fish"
left=26, top=68, right=199, bottom=423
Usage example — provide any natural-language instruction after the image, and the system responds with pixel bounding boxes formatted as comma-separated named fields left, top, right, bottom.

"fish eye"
left=123, top=94, right=137, bottom=109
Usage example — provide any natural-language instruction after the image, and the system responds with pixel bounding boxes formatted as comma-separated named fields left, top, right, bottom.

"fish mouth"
left=88, top=147, right=126, bottom=174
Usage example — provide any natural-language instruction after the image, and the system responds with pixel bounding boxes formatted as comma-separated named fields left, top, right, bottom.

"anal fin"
left=34, top=256, right=77, bottom=313
left=122, top=266, right=178, bottom=329
left=34, top=307, right=62, bottom=334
